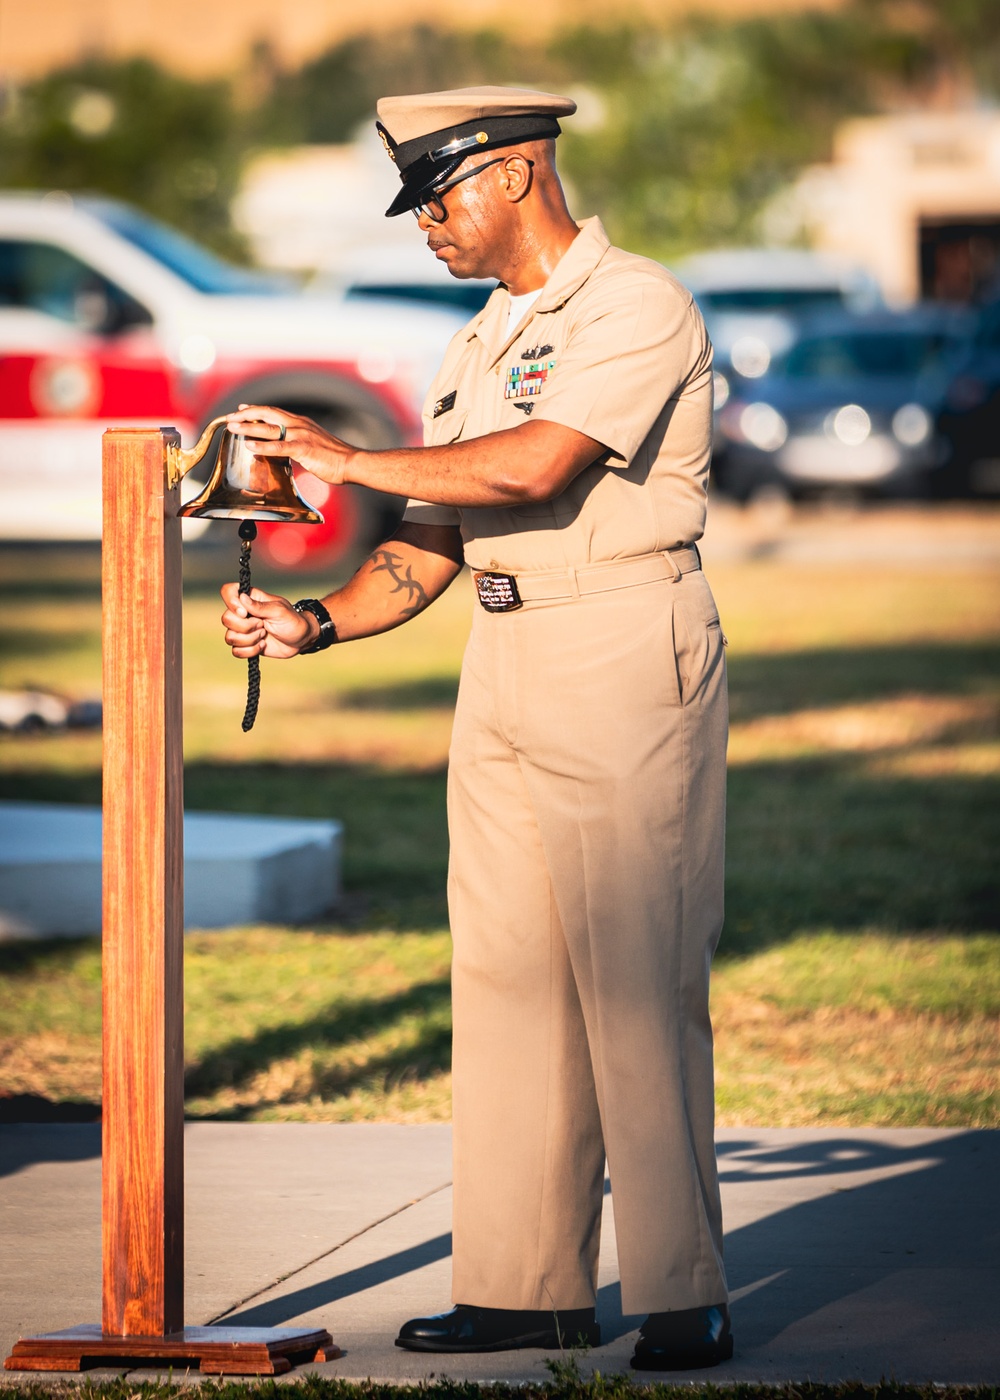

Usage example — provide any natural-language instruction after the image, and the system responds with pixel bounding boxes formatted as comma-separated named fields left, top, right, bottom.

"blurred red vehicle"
left=0, top=193, right=466, bottom=568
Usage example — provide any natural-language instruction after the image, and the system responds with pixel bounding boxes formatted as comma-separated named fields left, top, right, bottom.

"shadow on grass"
left=189, top=1018, right=453, bottom=1120
left=2, top=640, right=997, bottom=950
left=274, top=641, right=998, bottom=719
left=0, top=543, right=103, bottom=601
left=728, top=640, right=999, bottom=721
left=0, top=762, right=449, bottom=923
left=0, top=933, right=99, bottom=977
left=184, top=762, right=450, bottom=905
left=721, top=757, right=999, bottom=957
left=3, top=775, right=996, bottom=953
left=0, top=627, right=100, bottom=660
left=0, top=541, right=364, bottom=603
left=337, top=676, right=459, bottom=711
left=184, top=977, right=451, bottom=1103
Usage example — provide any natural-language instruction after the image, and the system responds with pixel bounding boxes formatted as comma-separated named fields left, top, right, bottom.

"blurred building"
left=784, top=111, right=1000, bottom=306
left=0, top=0, right=847, bottom=79
left=231, top=130, right=410, bottom=273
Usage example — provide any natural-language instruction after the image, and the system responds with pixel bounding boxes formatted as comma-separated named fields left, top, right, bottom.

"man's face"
left=415, top=155, right=514, bottom=282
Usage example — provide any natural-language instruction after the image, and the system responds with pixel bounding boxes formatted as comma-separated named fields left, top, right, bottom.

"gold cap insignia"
left=377, top=126, right=397, bottom=163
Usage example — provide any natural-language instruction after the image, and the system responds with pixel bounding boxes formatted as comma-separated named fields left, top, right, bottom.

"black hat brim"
left=385, top=154, right=465, bottom=217
left=383, top=115, right=562, bottom=217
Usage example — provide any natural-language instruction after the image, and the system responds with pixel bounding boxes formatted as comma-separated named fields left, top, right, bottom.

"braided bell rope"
left=238, top=520, right=260, bottom=732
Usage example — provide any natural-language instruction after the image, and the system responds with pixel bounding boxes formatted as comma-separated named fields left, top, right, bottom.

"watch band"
left=293, top=598, right=337, bottom=653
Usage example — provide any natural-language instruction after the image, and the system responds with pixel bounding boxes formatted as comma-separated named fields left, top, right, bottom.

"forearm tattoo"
left=369, top=549, right=430, bottom=620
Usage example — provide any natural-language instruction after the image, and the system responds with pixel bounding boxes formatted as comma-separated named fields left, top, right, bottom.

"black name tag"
left=433, top=390, right=457, bottom=418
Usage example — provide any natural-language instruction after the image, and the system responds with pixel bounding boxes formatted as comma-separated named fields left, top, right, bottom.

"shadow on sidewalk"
left=599, top=1131, right=994, bottom=1351
left=0, top=1123, right=101, bottom=1178
left=217, top=1233, right=454, bottom=1328
left=218, top=1129, right=995, bottom=1366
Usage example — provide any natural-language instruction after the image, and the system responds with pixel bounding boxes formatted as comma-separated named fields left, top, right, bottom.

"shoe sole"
left=396, top=1324, right=601, bottom=1354
left=630, top=1334, right=734, bottom=1371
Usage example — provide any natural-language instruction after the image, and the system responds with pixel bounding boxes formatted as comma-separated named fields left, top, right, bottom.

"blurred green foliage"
left=0, top=57, right=250, bottom=259
left=0, top=0, right=997, bottom=261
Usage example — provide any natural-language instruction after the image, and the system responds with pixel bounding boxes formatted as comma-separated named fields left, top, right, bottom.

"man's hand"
left=225, top=405, right=356, bottom=485
left=220, top=583, right=317, bottom=659
left=218, top=522, right=463, bottom=661
left=227, top=402, right=605, bottom=508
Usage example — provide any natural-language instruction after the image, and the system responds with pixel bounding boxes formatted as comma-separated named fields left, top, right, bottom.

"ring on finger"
left=277, top=424, right=287, bottom=442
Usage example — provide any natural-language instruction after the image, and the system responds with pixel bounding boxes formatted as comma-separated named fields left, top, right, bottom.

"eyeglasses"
left=412, top=157, right=534, bottom=223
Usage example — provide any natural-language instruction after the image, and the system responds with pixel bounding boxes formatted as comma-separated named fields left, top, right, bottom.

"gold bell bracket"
left=165, top=415, right=229, bottom=489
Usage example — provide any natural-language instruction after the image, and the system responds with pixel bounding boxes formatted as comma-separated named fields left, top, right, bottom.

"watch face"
left=294, top=598, right=335, bottom=650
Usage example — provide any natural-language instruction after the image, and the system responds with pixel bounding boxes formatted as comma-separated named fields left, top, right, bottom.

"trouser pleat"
left=447, top=571, right=728, bottom=1313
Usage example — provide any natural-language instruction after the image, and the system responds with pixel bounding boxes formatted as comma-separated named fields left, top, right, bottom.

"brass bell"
left=170, top=415, right=324, bottom=523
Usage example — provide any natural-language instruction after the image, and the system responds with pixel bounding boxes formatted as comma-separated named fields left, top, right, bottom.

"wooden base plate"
left=5, top=1324, right=342, bottom=1375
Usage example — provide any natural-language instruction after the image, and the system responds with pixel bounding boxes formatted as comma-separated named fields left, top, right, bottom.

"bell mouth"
left=180, top=498, right=323, bottom=522
left=177, top=427, right=324, bottom=524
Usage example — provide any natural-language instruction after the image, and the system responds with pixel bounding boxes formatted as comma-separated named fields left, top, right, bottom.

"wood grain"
left=3, top=429, right=342, bottom=1375
left=100, top=429, right=184, bottom=1337
left=4, top=1325, right=340, bottom=1375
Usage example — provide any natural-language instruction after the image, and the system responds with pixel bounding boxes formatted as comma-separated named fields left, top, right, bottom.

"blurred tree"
left=0, top=0, right=995, bottom=264
left=253, top=25, right=530, bottom=146
left=552, top=3, right=999, bottom=259
left=863, top=0, right=1000, bottom=101
left=552, top=13, right=883, bottom=258
left=248, top=1, right=999, bottom=262
left=0, top=57, right=248, bottom=259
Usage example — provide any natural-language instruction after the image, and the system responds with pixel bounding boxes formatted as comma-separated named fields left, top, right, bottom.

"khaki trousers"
left=447, top=563, right=729, bottom=1316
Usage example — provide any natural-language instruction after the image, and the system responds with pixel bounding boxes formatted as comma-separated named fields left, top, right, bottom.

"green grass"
left=2, top=928, right=995, bottom=1125
left=0, top=532, right=998, bottom=1126
left=0, top=1375, right=997, bottom=1400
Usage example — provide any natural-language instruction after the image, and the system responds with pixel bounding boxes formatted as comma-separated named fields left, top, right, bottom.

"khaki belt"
left=473, top=546, right=701, bottom=612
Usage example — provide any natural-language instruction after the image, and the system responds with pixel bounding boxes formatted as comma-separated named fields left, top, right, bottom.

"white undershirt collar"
left=505, top=288, right=542, bottom=338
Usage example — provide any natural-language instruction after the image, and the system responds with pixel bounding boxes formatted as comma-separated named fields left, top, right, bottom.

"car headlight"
left=177, top=334, right=216, bottom=373
left=827, top=404, right=871, bottom=446
left=713, top=371, right=730, bottom=410
left=730, top=336, right=771, bottom=378
left=739, top=402, right=788, bottom=452
left=892, top=402, right=932, bottom=446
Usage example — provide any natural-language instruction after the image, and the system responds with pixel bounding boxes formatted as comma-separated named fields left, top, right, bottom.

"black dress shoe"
left=395, top=1304, right=600, bottom=1353
left=630, top=1303, right=733, bottom=1370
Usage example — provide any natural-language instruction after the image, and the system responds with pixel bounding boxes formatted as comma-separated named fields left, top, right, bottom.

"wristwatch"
left=292, top=598, right=337, bottom=653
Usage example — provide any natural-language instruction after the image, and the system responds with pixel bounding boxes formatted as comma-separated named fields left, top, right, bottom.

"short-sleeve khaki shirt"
left=404, top=217, right=713, bottom=571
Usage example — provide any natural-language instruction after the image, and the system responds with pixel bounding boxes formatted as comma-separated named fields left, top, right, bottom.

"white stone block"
left=0, top=802, right=343, bottom=940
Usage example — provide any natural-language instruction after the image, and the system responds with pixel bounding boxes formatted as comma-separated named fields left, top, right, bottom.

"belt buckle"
left=474, top=570, right=522, bottom=612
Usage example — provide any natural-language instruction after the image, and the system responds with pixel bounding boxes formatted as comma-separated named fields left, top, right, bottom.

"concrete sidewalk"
left=2, top=1125, right=997, bottom=1385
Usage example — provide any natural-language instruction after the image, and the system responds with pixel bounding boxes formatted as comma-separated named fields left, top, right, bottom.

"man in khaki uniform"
left=220, top=86, right=732, bottom=1371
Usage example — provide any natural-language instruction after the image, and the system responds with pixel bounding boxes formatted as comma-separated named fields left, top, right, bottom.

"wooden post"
left=101, top=429, right=185, bottom=1337
left=4, top=430, right=338, bottom=1376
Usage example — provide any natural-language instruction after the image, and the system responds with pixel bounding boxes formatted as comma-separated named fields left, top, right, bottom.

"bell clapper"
left=238, top=520, right=261, bottom=733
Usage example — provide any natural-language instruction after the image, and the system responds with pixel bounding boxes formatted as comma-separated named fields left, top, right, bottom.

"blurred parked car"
left=0, top=688, right=100, bottom=731
left=937, top=298, right=1000, bottom=497
left=675, top=248, right=883, bottom=418
left=712, top=307, right=972, bottom=500
left=316, top=241, right=496, bottom=317
left=0, top=194, right=467, bottom=568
